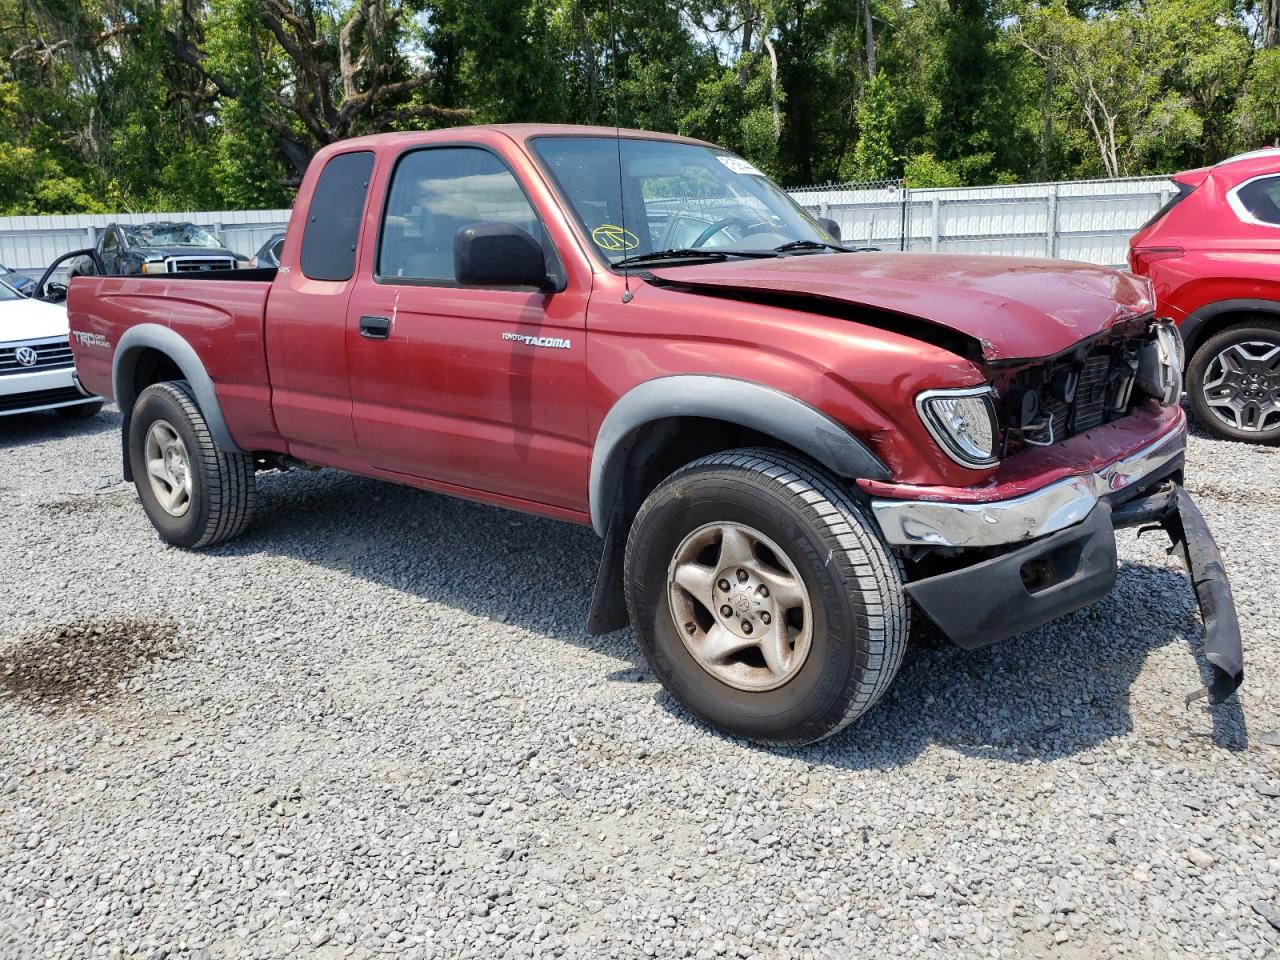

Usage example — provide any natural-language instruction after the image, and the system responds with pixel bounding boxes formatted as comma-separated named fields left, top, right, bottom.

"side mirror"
left=816, top=217, right=842, bottom=242
left=454, top=222, right=557, bottom=292
left=35, top=247, right=104, bottom=301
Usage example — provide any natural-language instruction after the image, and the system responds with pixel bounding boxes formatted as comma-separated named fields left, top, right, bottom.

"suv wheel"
left=624, top=448, right=908, bottom=746
left=1187, top=320, right=1280, bottom=444
left=128, top=380, right=256, bottom=547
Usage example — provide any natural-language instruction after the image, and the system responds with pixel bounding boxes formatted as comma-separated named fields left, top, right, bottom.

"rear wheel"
left=128, top=380, right=256, bottom=548
left=624, top=448, right=908, bottom=746
left=1187, top=320, right=1280, bottom=444
left=56, top=400, right=103, bottom=420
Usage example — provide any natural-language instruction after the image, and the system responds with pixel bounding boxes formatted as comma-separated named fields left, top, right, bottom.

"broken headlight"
left=916, top=385, right=999, bottom=468
left=1136, top=319, right=1184, bottom=406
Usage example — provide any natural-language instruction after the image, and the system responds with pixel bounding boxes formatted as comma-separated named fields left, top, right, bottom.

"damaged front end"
left=868, top=319, right=1243, bottom=707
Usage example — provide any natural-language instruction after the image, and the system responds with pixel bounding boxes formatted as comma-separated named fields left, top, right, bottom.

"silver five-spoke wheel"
left=667, top=521, right=813, bottom=691
left=1201, top=340, right=1280, bottom=433
left=144, top=419, right=193, bottom=517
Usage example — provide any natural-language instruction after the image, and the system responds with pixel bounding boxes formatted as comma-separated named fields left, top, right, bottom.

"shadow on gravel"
left=0, top=407, right=119, bottom=451
left=211, top=469, right=1247, bottom=769
left=754, top=559, right=1249, bottom=771
left=0, top=618, right=179, bottom=714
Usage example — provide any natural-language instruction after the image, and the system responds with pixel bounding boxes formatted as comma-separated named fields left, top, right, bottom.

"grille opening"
left=998, top=335, right=1145, bottom=454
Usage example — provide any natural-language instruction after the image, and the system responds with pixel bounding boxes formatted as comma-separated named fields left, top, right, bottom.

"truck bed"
left=67, top=271, right=283, bottom=451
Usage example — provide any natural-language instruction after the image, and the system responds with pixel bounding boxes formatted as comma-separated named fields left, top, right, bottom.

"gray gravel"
left=1, top=406, right=1277, bottom=960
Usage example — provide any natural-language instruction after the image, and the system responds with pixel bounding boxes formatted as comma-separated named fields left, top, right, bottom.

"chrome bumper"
left=871, top=426, right=1186, bottom=548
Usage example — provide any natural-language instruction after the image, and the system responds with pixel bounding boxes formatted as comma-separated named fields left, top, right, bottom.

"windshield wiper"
left=614, top=248, right=780, bottom=269
left=773, top=239, right=852, bottom=254
left=614, top=249, right=727, bottom=268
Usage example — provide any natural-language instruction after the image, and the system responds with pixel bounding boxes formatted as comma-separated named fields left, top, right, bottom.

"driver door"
left=345, top=143, right=592, bottom=513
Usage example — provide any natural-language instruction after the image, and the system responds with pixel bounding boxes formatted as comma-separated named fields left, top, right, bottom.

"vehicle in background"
left=0, top=262, right=37, bottom=297
left=1129, top=148, right=1280, bottom=443
left=0, top=278, right=102, bottom=418
left=68, top=222, right=240, bottom=279
left=250, top=233, right=286, bottom=269
left=59, top=125, right=1242, bottom=745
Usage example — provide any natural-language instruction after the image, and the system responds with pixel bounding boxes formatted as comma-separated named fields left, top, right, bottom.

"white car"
left=1, top=280, right=102, bottom=418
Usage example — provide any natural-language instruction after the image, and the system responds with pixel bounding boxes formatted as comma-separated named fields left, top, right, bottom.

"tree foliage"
left=0, top=0, right=1276, bottom=214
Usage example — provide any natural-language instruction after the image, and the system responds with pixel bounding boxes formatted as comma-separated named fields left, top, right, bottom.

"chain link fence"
left=789, top=175, right=1177, bottom=267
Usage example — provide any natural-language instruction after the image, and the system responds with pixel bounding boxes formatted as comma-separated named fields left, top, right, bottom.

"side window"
left=102, top=229, right=117, bottom=251
left=301, top=151, right=375, bottom=281
left=1234, top=176, right=1280, bottom=226
left=378, top=147, right=547, bottom=284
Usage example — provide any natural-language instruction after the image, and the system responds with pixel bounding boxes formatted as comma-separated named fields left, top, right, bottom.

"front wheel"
left=624, top=448, right=908, bottom=746
left=128, top=380, right=256, bottom=548
left=1187, top=320, right=1280, bottom=444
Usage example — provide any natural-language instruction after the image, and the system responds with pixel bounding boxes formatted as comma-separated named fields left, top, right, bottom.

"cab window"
left=300, top=151, right=375, bottom=282
left=377, top=147, right=552, bottom=284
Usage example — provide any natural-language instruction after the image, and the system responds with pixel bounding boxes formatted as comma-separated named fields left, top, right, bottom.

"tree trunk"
left=1263, top=0, right=1279, bottom=48
left=863, top=0, right=876, bottom=80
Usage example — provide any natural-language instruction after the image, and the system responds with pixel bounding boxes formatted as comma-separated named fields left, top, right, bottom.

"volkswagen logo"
left=14, top=346, right=38, bottom=367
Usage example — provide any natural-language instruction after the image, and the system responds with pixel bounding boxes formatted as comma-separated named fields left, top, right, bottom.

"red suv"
left=1130, top=148, right=1280, bottom=443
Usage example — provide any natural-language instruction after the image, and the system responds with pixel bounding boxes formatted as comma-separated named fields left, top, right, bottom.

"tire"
left=1186, top=320, right=1280, bottom=444
left=56, top=400, right=103, bottom=420
left=127, top=380, right=256, bottom=548
left=624, top=448, right=908, bottom=746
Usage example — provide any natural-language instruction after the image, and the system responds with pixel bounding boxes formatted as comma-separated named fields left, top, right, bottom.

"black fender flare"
left=112, top=323, right=241, bottom=451
left=587, top=375, right=889, bottom=535
left=1181, top=298, right=1280, bottom=355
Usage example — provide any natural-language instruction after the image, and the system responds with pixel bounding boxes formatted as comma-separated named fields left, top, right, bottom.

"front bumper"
left=0, top=364, right=98, bottom=417
left=874, top=425, right=1243, bottom=705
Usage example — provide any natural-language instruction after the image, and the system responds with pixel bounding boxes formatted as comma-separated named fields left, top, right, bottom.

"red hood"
left=648, top=252, right=1154, bottom=362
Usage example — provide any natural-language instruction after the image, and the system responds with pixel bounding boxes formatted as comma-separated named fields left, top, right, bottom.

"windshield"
left=121, top=223, right=222, bottom=249
left=530, top=136, right=832, bottom=264
left=0, top=278, right=20, bottom=301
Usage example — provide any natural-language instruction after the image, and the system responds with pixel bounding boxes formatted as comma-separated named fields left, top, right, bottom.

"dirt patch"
left=0, top=618, right=179, bottom=712
left=40, top=490, right=132, bottom=516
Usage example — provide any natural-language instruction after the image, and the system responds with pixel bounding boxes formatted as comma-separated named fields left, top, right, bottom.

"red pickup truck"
left=51, top=124, right=1242, bottom=745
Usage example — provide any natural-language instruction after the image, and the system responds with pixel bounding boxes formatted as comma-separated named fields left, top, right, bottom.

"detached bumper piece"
left=905, top=481, right=1243, bottom=706
left=1159, top=485, right=1244, bottom=705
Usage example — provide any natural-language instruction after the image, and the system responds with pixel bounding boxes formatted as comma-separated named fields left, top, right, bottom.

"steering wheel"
left=691, top=218, right=749, bottom=248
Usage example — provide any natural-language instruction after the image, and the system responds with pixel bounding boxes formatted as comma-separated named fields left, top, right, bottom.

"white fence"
left=0, top=175, right=1175, bottom=279
left=0, top=210, right=291, bottom=280
left=790, top=175, right=1175, bottom=267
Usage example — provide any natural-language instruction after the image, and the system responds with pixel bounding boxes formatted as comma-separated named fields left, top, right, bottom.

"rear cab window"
left=300, top=151, right=375, bottom=281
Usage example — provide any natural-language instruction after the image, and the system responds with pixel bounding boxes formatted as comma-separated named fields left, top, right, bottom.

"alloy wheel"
left=667, top=521, right=814, bottom=691
left=1201, top=340, right=1280, bottom=434
left=144, top=419, right=193, bottom=517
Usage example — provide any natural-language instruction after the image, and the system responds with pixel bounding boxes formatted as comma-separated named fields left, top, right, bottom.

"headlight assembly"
left=916, top=385, right=1000, bottom=468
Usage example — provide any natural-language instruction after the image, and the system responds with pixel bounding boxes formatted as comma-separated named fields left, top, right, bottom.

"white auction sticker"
left=716, top=155, right=764, bottom=176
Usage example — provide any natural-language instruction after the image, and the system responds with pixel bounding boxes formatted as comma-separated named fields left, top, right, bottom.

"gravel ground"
left=1, top=405, right=1278, bottom=960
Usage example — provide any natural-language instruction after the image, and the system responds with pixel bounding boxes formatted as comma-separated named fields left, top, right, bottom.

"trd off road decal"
left=72, top=331, right=110, bottom=349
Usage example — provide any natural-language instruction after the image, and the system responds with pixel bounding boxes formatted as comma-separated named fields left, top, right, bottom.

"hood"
left=647, top=252, right=1154, bottom=363
left=1, top=295, right=69, bottom=343
left=135, top=246, right=236, bottom=261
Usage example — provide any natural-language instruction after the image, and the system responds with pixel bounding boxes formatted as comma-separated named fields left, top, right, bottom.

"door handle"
left=359, top=315, right=392, bottom=339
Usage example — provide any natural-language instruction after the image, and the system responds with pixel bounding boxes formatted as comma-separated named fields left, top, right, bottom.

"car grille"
left=165, top=256, right=236, bottom=273
left=0, top=337, right=74, bottom=376
left=0, top=386, right=83, bottom=413
left=1000, top=338, right=1142, bottom=452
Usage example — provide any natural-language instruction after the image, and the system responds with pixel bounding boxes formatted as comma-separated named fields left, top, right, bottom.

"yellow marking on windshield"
left=591, top=224, right=640, bottom=252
